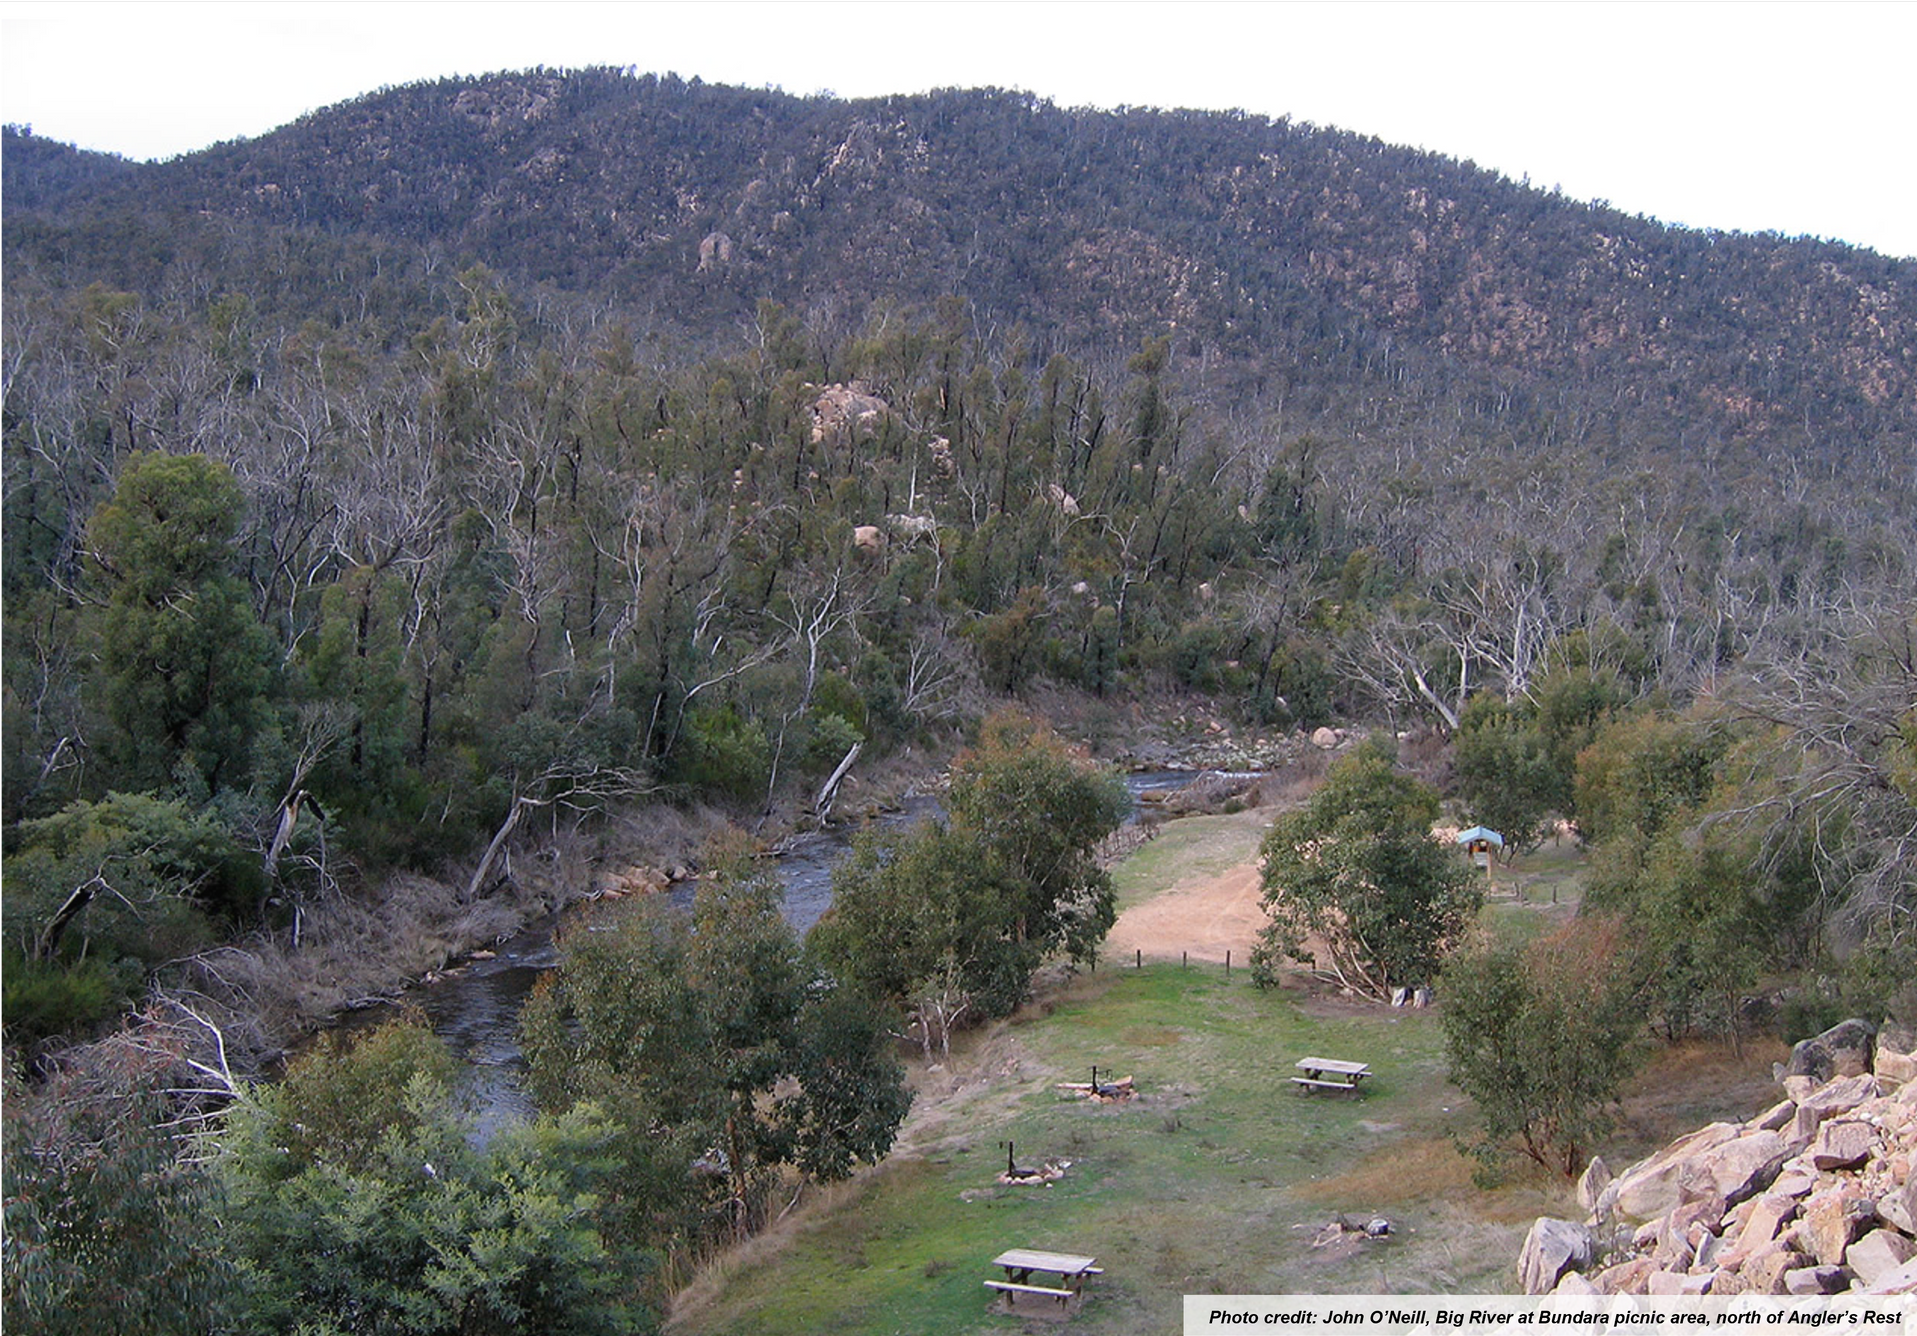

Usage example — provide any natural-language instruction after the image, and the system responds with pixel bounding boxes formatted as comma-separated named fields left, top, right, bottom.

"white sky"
left=3, top=1, right=1915, bottom=259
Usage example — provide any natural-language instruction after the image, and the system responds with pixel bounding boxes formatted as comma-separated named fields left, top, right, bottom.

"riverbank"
left=184, top=705, right=1340, bottom=1070
left=662, top=810, right=1785, bottom=1332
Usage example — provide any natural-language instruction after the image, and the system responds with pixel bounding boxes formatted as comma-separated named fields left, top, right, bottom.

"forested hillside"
left=5, top=65, right=1914, bottom=1034
left=5, top=59, right=1912, bottom=1005
left=9, top=69, right=1915, bottom=468
left=5, top=64, right=1915, bottom=1332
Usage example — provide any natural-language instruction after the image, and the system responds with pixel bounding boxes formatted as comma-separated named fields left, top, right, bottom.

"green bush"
left=808, top=672, right=868, bottom=734
left=973, top=588, right=1049, bottom=693
left=1441, top=917, right=1648, bottom=1180
left=4, top=1042, right=239, bottom=1334
left=797, top=711, right=864, bottom=778
left=1, top=793, right=251, bottom=1042
left=221, top=1017, right=655, bottom=1335
left=0, top=950, right=141, bottom=1050
left=672, top=705, right=771, bottom=804
left=848, top=649, right=909, bottom=743
left=1255, top=639, right=1336, bottom=728
left=1573, top=711, right=1725, bottom=849
left=6, top=792, right=256, bottom=940
left=1776, top=987, right=1849, bottom=1045
left=1170, top=619, right=1231, bottom=692
left=1837, top=927, right=1917, bottom=1027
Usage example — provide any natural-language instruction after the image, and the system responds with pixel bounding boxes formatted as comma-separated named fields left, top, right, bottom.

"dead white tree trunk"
left=813, top=741, right=862, bottom=818
left=464, top=795, right=538, bottom=903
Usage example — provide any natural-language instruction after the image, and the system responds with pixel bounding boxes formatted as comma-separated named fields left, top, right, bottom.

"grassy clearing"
left=1496, top=837, right=1588, bottom=908
left=1470, top=839, right=1590, bottom=954
left=1108, top=807, right=1271, bottom=914
left=1610, top=1037, right=1790, bottom=1165
left=666, top=826, right=1773, bottom=1334
left=670, top=962, right=1551, bottom=1334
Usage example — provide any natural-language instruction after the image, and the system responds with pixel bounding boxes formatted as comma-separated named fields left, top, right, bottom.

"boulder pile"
left=1519, top=1020, right=1917, bottom=1297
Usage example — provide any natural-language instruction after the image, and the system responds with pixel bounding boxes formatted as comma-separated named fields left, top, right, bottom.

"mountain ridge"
left=8, top=66, right=1913, bottom=479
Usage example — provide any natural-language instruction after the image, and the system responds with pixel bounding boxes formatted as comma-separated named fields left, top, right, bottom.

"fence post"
left=1135, top=948, right=1142, bottom=970
left=1225, top=949, right=1231, bottom=979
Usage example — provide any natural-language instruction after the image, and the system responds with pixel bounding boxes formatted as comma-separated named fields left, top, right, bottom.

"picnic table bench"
left=985, top=1248, right=1102, bottom=1308
left=1291, top=1056, right=1371, bottom=1095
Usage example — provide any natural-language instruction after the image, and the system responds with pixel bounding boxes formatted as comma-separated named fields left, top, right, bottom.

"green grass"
left=1497, top=837, right=1589, bottom=909
left=1475, top=840, right=1590, bottom=952
left=670, top=965, right=1544, bottom=1335
left=667, top=829, right=1773, bottom=1335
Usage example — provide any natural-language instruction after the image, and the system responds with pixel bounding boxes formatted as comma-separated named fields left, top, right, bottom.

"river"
left=390, top=770, right=1210, bottom=1136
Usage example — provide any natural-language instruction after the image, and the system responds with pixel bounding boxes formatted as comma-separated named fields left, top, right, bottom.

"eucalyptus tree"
left=520, top=838, right=908, bottom=1252
left=1714, top=599, right=1917, bottom=1009
left=1441, top=918, right=1648, bottom=1179
left=1252, top=739, right=1480, bottom=999
left=812, top=711, right=1129, bottom=1047
left=219, top=1017, right=652, bottom=1335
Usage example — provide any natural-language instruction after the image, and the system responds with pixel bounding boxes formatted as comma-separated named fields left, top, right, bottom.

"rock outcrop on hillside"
left=808, top=383, right=890, bottom=447
left=1519, top=1021, right=1917, bottom=1297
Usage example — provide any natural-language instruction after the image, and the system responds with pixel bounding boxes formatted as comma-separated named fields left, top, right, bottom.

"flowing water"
left=375, top=772, right=1208, bottom=1135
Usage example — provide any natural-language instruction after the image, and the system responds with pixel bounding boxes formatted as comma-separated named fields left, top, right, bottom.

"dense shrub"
left=1441, top=917, right=1648, bottom=1180
left=221, top=1017, right=655, bottom=1335
left=1252, top=740, right=1480, bottom=999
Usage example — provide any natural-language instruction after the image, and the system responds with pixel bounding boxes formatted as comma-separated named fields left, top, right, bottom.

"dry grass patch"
left=667, top=1172, right=876, bottom=1325
left=1290, top=1135, right=1478, bottom=1210
left=1610, top=1035, right=1789, bottom=1163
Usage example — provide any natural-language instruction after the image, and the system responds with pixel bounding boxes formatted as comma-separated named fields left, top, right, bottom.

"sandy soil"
left=1103, top=859, right=1267, bottom=965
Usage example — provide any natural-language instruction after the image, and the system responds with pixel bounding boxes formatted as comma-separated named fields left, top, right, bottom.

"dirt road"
left=1103, top=858, right=1267, bottom=965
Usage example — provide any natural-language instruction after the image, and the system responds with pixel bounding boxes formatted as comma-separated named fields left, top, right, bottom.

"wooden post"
left=1182, top=950, right=1187, bottom=969
left=1225, top=949, right=1231, bottom=979
left=1135, top=949, right=1142, bottom=969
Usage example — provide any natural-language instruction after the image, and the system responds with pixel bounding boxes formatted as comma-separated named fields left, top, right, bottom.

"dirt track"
left=1103, top=859, right=1267, bottom=965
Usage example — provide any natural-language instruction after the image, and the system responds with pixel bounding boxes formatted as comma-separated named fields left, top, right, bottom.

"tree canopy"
left=219, top=1016, right=653, bottom=1335
left=810, top=711, right=1129, bottom=1051
left=1251, top=740, right=1480, bottom=999
left=1440, top=918, right=1649, bottom=1179
left=519, top=839, right=910, bottom=1259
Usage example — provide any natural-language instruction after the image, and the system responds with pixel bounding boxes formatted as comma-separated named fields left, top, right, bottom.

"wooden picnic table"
left=1291, top=1056, right=1371, bottom=1095
left=985, top=1248, right=1103, bottom=1307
